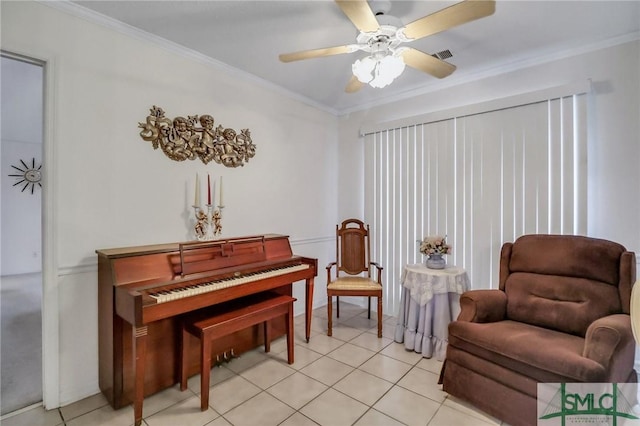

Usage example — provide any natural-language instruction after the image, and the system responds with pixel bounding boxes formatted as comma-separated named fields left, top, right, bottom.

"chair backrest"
left=499, top=234, right=636, bottom=337
left=336, top=219, right=371, bottom=277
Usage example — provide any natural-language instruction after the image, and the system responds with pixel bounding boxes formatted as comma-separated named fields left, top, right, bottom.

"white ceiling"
left=72, top=0, right=640, bottom=115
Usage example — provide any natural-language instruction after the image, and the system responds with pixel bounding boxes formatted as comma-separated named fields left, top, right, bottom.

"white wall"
left=1, top=57, right=43, bottom=275
left=1, top=1, right=338, bottom=407
left=338, top=40, right=640, bottom=256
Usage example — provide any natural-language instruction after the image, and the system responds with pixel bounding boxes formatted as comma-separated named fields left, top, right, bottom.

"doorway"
left=1, top=54, right=44, bottom=415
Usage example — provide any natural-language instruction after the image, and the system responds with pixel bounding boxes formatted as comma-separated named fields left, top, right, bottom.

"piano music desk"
left=180, top=292, right=296, bottom=411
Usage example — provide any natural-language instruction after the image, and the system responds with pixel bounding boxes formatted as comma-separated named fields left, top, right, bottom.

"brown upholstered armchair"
left=440, top=234, right=637, bottom=426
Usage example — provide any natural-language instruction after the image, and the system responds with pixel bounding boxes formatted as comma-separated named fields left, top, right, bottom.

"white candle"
left=219, top=176, right=224, bottom=206
left=212, top=179, right=216, bottom=208
left=194, top=174, right=200, bottom=206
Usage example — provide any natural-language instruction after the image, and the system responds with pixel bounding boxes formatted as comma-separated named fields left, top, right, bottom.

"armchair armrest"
left=583, top=314, right=635, bottom=381
left=326, top=262, right=337, bottom=283
left=369, top=262, right=383, bottom=284
left=457, top=289, right=507, bottom=323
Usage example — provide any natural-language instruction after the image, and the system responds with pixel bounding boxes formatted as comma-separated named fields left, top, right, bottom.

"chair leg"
left=286, top=306, right=294, bottom=364
left=377, top=296, right=382, bottom=338
left=367, top=296, right=371, bottom=319
left=327, top=295, right=333, bottom=337
left=336, top=296, right=340, bottom=318
left=179, top=326, right=190, bottom=391
left=264, top=320, right=271, bottom=353
left=200, top=334, right=212, bottom=411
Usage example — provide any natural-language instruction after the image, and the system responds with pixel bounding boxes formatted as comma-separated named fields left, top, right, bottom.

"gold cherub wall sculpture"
left=138, top=106, right=256, bottom=168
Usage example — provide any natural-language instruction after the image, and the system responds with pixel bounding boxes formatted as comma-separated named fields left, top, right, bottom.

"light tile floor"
left=1, top=303, right=506, bottom=426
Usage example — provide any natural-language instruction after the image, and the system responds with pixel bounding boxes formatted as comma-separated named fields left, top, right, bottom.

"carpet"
left=1, top=272, right=42, bottom=415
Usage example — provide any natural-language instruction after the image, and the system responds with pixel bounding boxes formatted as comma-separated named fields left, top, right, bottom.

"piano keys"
left=147, top=263, right=311, bottom=303
left=97, top=234, right=317, bottom=426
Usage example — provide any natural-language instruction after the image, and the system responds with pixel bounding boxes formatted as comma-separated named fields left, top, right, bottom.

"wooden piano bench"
left=179, top=291, right=296, bottom=411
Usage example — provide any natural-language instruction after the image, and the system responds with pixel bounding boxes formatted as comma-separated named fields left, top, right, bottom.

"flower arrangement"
left=419, top=235, right=451, bottom=256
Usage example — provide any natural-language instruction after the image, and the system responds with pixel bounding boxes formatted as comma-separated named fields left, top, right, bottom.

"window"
left=364, top=88, right=588, bottom=314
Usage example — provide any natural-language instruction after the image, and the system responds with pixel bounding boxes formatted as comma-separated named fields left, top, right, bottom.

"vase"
left=426, top=254, right=446, bottom=269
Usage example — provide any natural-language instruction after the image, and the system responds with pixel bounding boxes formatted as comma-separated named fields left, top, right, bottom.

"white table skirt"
left=394, top=264, right=470, bottom=361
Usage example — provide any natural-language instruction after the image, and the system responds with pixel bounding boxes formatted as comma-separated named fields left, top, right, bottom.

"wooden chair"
left=326, top=219, right=383, bottom=338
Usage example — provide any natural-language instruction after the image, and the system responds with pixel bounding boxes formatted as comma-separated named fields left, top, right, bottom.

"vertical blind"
left=364, top=93, right=587, bottom=315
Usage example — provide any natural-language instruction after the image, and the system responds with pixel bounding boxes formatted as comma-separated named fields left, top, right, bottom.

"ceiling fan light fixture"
left=352, top=56, right=376, bottom=83
left=353, top=50, right=406, bottom=89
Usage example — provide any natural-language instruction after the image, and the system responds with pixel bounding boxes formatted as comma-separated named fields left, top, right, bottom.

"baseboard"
left=0, top=402, right=43, bottom=420
left=59, top=380, right=100, bottom=408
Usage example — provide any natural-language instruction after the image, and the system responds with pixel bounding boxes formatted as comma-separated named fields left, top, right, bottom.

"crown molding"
left=39, top=0, right=340, bottom=116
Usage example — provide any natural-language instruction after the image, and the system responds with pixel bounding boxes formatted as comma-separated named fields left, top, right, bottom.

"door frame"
left=1, top=49, right=59, bottom=410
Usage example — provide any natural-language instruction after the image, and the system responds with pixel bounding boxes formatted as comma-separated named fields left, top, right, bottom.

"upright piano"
left=97, top=234, right=317, bottom=425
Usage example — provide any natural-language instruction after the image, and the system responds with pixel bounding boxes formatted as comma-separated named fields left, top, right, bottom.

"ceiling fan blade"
left=401, top=48, right=457, bottom=79
left=402, top=0, right=496, bottom=40
left=335, top=0, right=379, bottom=33
left=279, top=45, right=355, bottom=63
left=345, top=75, right=364, bottom=93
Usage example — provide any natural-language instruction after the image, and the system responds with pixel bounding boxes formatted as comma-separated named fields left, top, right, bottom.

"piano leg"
left=305, top=277, right=314, bottom=342
left=132, top=326, right=148, bottom=426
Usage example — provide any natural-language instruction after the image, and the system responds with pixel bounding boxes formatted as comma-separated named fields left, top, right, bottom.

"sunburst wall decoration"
left=8, top=158, right=42, bottom=194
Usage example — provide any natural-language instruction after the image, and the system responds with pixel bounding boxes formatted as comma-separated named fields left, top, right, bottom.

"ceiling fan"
left=279, top=0, right=496, bottom=93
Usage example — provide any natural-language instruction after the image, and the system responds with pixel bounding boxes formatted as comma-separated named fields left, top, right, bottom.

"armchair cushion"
left=449, top=319, right=616, bottom=383
left=507, top=235, right=625, bottom=284
left=505, top=272, right=622, bottom=336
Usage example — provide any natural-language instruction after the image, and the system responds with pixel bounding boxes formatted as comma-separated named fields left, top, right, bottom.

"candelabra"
left=193, top=204, right=225, bottom=241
